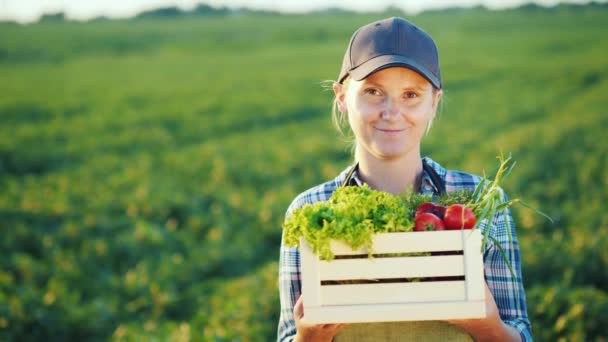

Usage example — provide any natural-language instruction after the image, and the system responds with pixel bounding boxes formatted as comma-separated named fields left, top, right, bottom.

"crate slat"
left=321, top=281, right=466, bottom=305
left=319, top=255, right=464, bottom=281
left=464, top=230, right=485, bottom=301
left=303, top=301, right=486, bottom=324
left=329, top=230, right=470, bottom=255
left=300, top=238, right=321, bottom=306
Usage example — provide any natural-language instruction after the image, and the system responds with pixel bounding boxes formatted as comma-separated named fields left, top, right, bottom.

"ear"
left=426, top=89, right=442, bottom=135
left=431, top=89, right=443, bottom=114
left=333, top=82, right=347, bottom=114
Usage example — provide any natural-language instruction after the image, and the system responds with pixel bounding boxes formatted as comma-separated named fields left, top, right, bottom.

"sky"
left=0, top=0, right=602, bottom=23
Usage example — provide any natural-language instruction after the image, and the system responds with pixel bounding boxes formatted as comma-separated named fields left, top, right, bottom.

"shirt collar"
left=349, top=166, right=440, bottom=196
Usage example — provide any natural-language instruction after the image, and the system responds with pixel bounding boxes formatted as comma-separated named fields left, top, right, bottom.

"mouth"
left=375, top=127, right=405, bottom=135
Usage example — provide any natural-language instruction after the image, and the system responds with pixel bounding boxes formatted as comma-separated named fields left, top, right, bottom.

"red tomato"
left=415, top=202, right=436, bottom=218
left=443, top=204, right=476, bottom=230
left=433, top=205, right=447, bottom=220
left=414, top=212, right=446, bottom=231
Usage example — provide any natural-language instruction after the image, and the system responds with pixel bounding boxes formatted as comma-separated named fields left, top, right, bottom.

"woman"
left=277, top=17, right=532, bottom=342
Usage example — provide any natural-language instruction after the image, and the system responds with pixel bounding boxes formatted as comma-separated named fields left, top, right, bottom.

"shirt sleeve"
left=482, top=190, right=533, bottom=341
left=276, top=231, right=301, bottom=342
left=276, top=183, right=337, bottom=341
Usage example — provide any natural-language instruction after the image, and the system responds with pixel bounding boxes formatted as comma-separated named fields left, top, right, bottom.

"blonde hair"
left=320, top=78, right=356, bottom=155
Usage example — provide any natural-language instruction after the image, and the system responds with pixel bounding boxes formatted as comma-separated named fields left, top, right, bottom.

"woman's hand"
left=447, top=284, right=522, bottom=342
left=293, top=294, right=347, bottom=342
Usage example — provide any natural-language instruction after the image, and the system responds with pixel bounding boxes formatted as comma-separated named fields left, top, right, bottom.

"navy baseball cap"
left=338, top=17, right=442, bottom=89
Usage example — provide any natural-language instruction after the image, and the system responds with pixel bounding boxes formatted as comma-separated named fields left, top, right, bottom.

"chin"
left=374, top=150, right=407, bottom=161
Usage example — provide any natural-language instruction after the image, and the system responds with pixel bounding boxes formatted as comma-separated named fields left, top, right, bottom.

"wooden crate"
left=300, top=229, right=486, bottom=324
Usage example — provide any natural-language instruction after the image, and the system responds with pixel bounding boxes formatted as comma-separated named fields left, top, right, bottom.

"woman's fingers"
left=294, top=295, right=348, bottom=336
left=333, top=323, right=348, bottom=333
left=293, top=295, right=304, bottom=320
left=322, top=323, right=347, bottom=332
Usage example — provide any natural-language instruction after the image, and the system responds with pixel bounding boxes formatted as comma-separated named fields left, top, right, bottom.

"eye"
left=404, top=91, right=419, bottom=99
left=364, top=88, right=381, bottom=96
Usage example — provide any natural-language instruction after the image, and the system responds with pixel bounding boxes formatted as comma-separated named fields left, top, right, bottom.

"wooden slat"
left=299, top=237, right=321, bottom=306
left=329, top=230, right=473, bottom=255
left=321, top=281, right=466, bottom=305
left=318, top=255, right=464, bottom=281
left=303, top=301, right=486, bottom=324
left=463, top=229, right=485, bottom=301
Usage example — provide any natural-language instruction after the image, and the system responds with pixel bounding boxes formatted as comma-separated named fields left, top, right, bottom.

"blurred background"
left=1, top=1, right=607, bottom=341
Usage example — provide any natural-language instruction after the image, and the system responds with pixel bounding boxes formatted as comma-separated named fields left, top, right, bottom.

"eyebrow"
left=363, top=80, right=427, bottom=91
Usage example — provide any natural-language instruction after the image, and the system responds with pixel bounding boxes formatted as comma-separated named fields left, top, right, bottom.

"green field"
left=1, top=4, right=607, bottom=341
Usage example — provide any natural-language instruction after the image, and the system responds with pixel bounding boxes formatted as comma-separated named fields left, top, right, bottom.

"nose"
left=381, top=97, right=400, bottom=120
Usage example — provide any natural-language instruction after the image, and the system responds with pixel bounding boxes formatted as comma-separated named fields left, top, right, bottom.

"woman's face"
left=334, top=67, right=441, bottom=162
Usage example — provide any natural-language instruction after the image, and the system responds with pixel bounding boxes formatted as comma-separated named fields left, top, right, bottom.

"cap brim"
left=349, top=55, right=441, bottom=89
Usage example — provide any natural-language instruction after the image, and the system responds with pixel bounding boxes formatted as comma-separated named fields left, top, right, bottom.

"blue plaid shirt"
left=277, top=157, right=532, bottom=341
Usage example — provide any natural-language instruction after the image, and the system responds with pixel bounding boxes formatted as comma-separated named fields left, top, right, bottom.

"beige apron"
left=333, top=321, right=474, bottom=342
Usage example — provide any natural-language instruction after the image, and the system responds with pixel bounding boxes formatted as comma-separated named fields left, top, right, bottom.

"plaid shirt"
left=277, top=157, right=532, bottom=341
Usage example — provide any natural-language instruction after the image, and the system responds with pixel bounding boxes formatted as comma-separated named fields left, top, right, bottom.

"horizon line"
left=0, top=0, right=606, bottom=24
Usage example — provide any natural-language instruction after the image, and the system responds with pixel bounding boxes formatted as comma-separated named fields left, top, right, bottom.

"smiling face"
left=334, top=67, right=442, bottom=162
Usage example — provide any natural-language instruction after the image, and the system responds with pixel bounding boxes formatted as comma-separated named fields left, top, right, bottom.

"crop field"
left=1, top=4, right=607, bottom=341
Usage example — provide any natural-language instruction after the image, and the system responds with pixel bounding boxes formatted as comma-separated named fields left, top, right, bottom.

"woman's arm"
left=277, top=234, right=346, bottom=341
left=448, top=284, right=523, bottom=341
left=277, top=235, right=301, bottom=341
left=450, top=190, right=533, bottom=341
